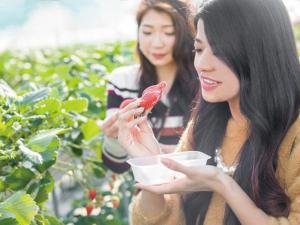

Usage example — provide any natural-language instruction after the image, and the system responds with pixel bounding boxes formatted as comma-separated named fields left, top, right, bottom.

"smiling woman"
left=99, top=0, right=199, bottom=173
left=116, top=0, right=300, bottom=224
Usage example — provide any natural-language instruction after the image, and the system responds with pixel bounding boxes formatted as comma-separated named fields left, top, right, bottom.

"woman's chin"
left=202, top=95, right=224, bottom=103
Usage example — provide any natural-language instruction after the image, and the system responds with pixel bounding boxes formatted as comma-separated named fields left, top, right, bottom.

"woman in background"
left=100, top=0, right=199, bottom=173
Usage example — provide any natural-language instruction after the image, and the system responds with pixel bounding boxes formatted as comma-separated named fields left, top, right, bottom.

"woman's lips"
left=201, top=76, right=222, bottom=92
left=152, top=53, right=166, bottom=60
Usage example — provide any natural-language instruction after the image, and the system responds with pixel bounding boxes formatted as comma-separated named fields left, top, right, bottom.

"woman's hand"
left=97, top=111, right=119, bottom=138
left=135, top=158, right=229, bottom=195
left=159, top=143, right=177, bottom=153
left=117, top=100, right=161, bottom=158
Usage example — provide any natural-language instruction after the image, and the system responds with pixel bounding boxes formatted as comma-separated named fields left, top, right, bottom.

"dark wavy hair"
left=136, top=0, right=199, bottom=132
left=183, top=0, right=300, bottom=224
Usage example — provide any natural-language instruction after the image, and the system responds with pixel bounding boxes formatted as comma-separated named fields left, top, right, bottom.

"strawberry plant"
left=0, top=41, right=137, bottom=225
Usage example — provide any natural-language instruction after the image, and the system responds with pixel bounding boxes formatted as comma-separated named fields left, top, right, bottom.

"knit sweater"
left=131, top=115, right=300, bottom=225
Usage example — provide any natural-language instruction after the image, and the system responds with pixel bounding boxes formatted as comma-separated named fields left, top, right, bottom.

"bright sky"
left=0, top=0, right=299, bottom=51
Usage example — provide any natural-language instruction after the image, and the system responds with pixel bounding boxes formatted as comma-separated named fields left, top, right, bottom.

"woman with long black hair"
left=117, top=0, right=300, bottom=224
left=100, top=0, right=199, bottom=173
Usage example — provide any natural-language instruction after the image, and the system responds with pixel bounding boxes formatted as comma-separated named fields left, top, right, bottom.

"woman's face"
left=138, top=9, right=176, bottom=67
left=194, top=19, right=240, bottom=104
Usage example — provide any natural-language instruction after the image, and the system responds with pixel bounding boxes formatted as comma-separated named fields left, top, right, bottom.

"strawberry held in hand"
left=140, top=81, right=167, bottom=110
left=119, top=81, right=167, bottom=111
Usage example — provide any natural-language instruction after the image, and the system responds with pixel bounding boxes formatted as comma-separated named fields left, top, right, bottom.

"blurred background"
left=0, top=0, right=299, bottom=51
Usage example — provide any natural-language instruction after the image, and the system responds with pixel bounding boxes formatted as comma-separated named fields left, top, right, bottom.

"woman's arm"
left=217, top=175, right=270, bottom=225
left=219, top=134, right=300, bottom=225
left=140, top=132, right=300, bottom=225
left=130, top=121, right=195, bottom=225
left=138, top=191, right=167, bottom=218
left=131, top=191, right=185, bottom=225
left=99, top=75, right=129, bottom=172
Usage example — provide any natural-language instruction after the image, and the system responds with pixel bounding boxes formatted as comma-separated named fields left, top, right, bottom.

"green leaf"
left=35, top=98, right=62, bottom=114
left=82, top=86, right=102, bottom=99
left=27, top=130, right=62, bottom=173
left=0, top=178, right=6, bottom=192
left=44, top=215, right=64, bottom=225
left=34, top=214, right=49, bottom=225
left=27, top=182, right=39, bottom=195
left=54, top=64, right=70, bottom=79
left=81, top=120, right=100, bottom=141
left=5, top=167, right=35, bottom=190
left=0, top=116, right=7, bottom=134
left=35, top=172, right=54, bottom=204
left=17, top=88, right=51, bottom=106
left=63, top=98, right=88, bottom=113
left=18, top=140, right=43, bottom=164
left=28, top=131, right=60, bottom=153
left=0, top=79, right=16, bottom=98
left=92, top=166, right=105, bottom=178
left=0, top=218, right=18, bottom=225
left=0, top=191, right=38, bottom=225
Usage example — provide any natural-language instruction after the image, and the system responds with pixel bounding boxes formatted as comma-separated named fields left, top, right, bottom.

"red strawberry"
left=85, top=203, right=94, bottom=216
left=142, top=81, right=167, bottom=95
left=140, top=81, right=167, bottom=110
left=140, top=92, right=160, bottom=109
left=119, top=98, right=136, bottom=109
left=88, top=189, right=97, bottom=200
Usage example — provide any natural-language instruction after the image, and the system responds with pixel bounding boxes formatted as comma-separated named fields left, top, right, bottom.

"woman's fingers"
left=160, top=158, right=192, bottom=176
left=99, top=113, right=119, bottom=137
left=105, top=126, right=118, bottom=138
left=119, top=98, right=142, bottom=114
left=119, top=107, right=144, bottom=123
left=159, top=144, right=176, bottom=153
left=127, top=116, right=147, bottom=128
left=134, top=160, right=192, bottom=195
left=135, top=178, right=187, bottom=194
left=138, top=117, right=153, bottom=133
left=101, top=112, right=118, bottom=129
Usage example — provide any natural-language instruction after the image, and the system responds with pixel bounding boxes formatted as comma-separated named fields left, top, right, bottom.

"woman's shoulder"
left=277, top=113, right=300, bottom=179
left=106, top=64, right=140, bottom=90
left=282, top=113, right=300, bottom=145
left=277, top=112, right=300, bottom=190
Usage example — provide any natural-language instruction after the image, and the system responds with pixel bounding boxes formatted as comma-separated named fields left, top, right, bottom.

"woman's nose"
left=194, top=50, right=213, bottom=72
left=151, top=33, right=164, bottom=48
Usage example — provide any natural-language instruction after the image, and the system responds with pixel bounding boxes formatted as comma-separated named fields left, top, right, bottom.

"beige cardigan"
left=131, top=115, right=300, bottom=225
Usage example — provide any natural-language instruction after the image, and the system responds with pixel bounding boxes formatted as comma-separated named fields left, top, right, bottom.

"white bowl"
left=127, top=151, right=211, bottom=185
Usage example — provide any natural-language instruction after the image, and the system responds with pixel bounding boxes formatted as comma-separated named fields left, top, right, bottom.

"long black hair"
left=136, top=0, right=199, bottom=132
left=184, top=0, right=300, bottom=224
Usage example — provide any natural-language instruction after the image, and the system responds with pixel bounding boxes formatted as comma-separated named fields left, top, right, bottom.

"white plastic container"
left=127, top=151, right=211, bottom=185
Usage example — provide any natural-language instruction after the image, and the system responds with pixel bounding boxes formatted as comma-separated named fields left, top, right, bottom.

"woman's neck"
left=155, top=62, right=177, bottom=94
left=228, top=96, right=248, bottom=126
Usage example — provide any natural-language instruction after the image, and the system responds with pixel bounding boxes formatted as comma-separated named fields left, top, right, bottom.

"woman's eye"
left=142, top=31, right=152, bottom=35
left=165, top=32, right=175, bottom=36
left=193, top=48, right=203, bottom=54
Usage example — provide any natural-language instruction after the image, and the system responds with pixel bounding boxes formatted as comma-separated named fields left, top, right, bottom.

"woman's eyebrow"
left=141, top=24, right=174, bottom=28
